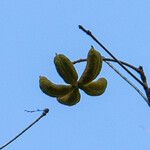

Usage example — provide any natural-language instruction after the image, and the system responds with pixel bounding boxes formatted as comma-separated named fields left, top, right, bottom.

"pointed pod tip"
left=91, top=45, right=94, bottom=49
left=39, top=75, right=46, bottom=80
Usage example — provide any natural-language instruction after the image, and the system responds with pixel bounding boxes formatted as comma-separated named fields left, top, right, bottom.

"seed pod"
left=57, top=88, right=80, bottom=106
left=54, top=54, right=78, bottom=85
left=79, top=78, right=107, bottom=96
left=78, top=47, right=102, bottom=86
left=39, top=76, right=73, bottom=97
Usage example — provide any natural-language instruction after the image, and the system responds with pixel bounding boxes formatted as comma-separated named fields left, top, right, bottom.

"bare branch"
left=73, top=57, right=140, bottom=74
left=105, top=61, right=149, bottom=105
left=78, top=25, right=150, bottom=105
left=138, top=66, right=150, bottom=105
left=78, top=25, right=145, bottom=88
left=0, top=108, right=49, bottom=150
left=73, top=58, right=148, bottom=104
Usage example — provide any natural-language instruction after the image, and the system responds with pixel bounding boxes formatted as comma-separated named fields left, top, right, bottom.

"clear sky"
left=0, top=0, right=150, bottom=150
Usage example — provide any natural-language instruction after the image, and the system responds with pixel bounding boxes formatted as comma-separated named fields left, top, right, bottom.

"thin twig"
left=105, top=61, right=149, bottom=104
left=138, top=66, right=150, bottom=104
left=103, top=57, right=140, bottom=73
left=73, top=57, right=140, bottom=73
left=78, top=25, right=150, bottom=105
left=73, top=58, right=148, bottom=104
left=24, top=109, right=44, bottom=113
left=78, top=25, right=145, bottom=88
left=0, top=108, right=49, bottom=150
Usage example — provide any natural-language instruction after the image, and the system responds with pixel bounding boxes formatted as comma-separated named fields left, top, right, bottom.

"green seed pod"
left=78, top=47, right=102, bottom=86
left=39, top=76, right=73, bottom=97
left=79, top=78, right=107, bottom=96
left=57, top=88, right=80, bottom=106
left=54, top=54, right=78, bottom=85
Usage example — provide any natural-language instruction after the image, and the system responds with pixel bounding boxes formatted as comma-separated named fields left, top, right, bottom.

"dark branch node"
left=43, top=108, right=49, bottom=116
left=0, top=108, right=49, bottom=150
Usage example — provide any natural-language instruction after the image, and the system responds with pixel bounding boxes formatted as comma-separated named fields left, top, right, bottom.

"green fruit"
left=79, top=78, right=107, bottom=96
left=54, top=54, right=78, bottom=85
left=78, top=47, right=102, bottom=86
left=39, top=76, right=73, bottom=97
left=57, top=88, right=80, bottom=106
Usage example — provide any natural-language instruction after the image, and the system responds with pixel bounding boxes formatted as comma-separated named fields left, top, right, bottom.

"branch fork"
left=78, top=25, right=150, bottom=106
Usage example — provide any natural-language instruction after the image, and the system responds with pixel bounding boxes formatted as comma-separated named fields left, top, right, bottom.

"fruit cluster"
left=39, top=47, right=107, bottom=106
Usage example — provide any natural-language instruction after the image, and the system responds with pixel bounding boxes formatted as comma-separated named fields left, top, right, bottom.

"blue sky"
left=0, top=0, right=150, bottom=150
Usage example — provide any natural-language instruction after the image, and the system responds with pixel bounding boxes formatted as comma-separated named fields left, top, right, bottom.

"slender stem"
left=103, top=57, right=140, bottom=73
left=0, top=108, right=49, bottom=150
left=105, top=61, right=149, bottom=104
left=78, top=25, right=145, bottom=88
left=73, top=58, right=148, bottom=104
left=72, top=58, right=86, bottom=64
left=138, top=66, right=150, bottom=104
left=73, top=57, right=140, bottom=73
